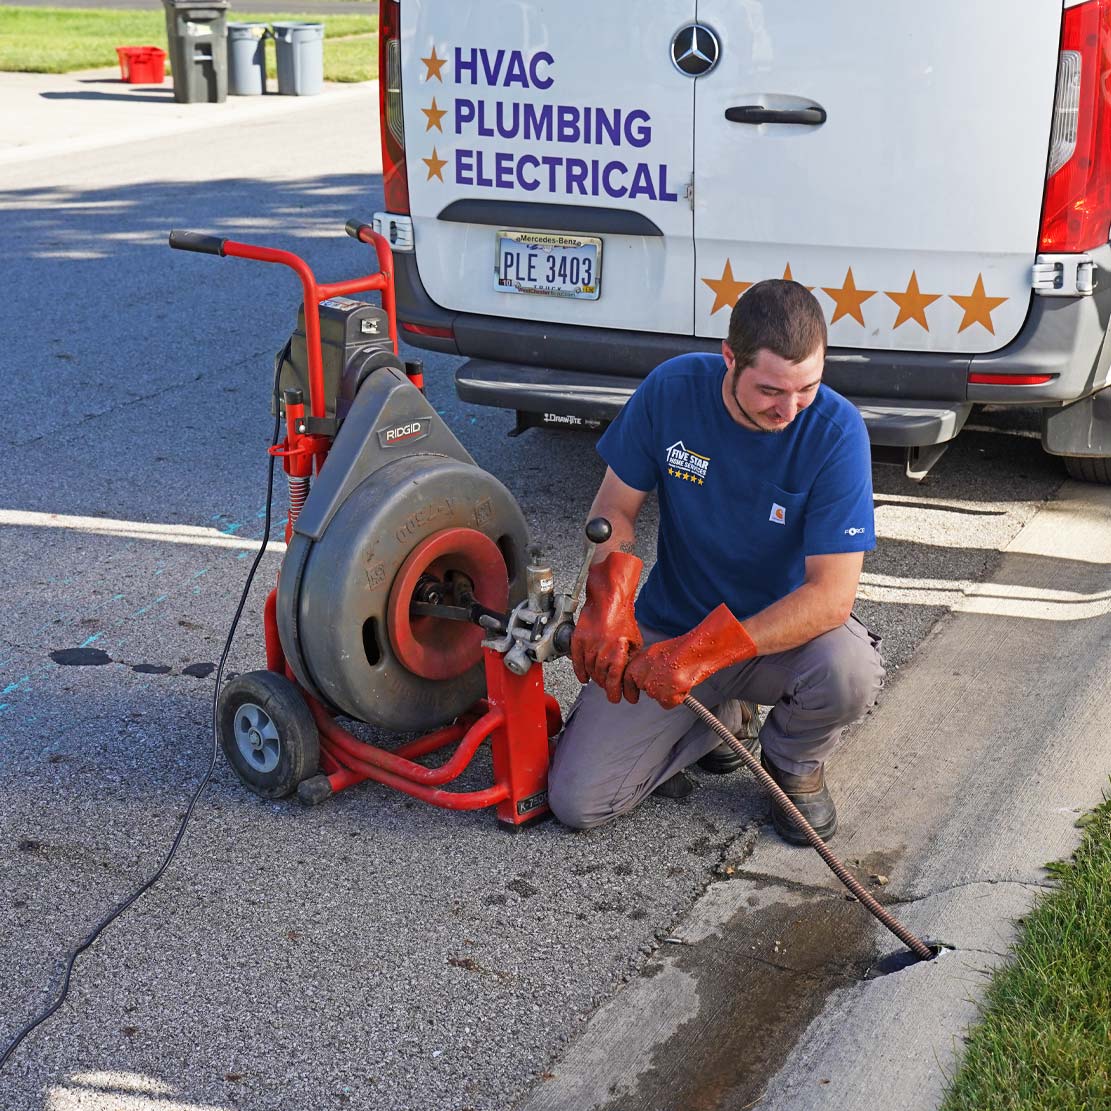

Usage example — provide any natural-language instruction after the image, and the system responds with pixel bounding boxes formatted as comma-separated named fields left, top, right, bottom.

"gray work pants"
left=548, top=616, right=884, bottom=831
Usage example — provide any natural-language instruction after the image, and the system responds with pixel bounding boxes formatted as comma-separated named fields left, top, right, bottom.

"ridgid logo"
left=665, top=440, right=710, bottom=485
left=377, top=418, right=432, bottom=448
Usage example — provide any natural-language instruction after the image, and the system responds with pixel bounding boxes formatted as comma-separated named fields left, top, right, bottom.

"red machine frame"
left=220, top=226, right=560, bottom=828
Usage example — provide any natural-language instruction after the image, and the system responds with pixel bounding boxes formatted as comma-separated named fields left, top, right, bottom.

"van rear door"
left=402, top=1, right=697, bottom=336
left=692, top=0, right=1063, bottom=354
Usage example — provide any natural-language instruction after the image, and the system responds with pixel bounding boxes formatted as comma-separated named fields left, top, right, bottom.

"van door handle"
left=725, top=105, right=826, bottom=125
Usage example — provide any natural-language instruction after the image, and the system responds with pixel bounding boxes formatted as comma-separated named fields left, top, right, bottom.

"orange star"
left=782, top=262, right=813, bottom=291
left=422, top=147, right=447, bottom=182
left=701, top=259, right=752, bottom=315
left=421, top=97, right=447, bottom=132
left=422, top=46, right=446, bottom=82
left=886, top=271, right=941, bottom=330
left=951, top=274, right=1008, bottom=335
left=821, top=267, right=876, bottom=326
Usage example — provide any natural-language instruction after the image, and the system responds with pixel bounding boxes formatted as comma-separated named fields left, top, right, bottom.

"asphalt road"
left=0, top=76, right=1099, bottom=1111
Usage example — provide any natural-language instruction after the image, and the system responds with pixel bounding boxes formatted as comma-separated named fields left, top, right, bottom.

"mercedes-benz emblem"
left=670, top=23, right=720, bottom=77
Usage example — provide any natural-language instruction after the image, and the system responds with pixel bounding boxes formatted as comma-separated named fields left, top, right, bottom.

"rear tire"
left=218, top=671, right=319, bottom=799
left=1063, top=456, right=1111, bottom=484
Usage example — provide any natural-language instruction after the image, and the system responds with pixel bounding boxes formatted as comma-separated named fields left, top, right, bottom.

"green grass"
left=314, top=32, right=375, bottom=83
left=940, top=792, right=1111, bottom=1110
left=0, top=7, right=377, bottom=81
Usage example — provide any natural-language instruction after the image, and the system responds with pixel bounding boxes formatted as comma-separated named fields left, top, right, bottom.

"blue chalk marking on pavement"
left=80, top=634, right=102, bottom=648
left=210, top=514, right=243, bottom=535
left=134, top=592, right=169, bottom=617
left=193, top=569, right=208, bottom=579
left=237, top=551, right=249, bottom=560
left=2, top=677, right=29, bottom=695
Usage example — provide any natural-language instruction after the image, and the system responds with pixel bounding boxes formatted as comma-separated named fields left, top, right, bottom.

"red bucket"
left=116, top=45, right=167, bottom=84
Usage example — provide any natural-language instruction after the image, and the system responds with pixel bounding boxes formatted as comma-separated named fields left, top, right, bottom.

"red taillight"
left=402, top=322, right=455, bottom=339
left=379, top=0, right=409, bottom=213
left=967, top=373, right=1056, bottom=386
left=1039, top=0, right=1111, bottom=251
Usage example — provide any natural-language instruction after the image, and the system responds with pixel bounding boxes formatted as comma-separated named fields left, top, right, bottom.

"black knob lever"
left=585, top=517, right=612, bottom=545
left=567, top=517, right=613, bottom=614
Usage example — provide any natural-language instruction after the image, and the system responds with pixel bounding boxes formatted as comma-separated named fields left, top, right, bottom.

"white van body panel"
left=693, top=0, right=1063, bottom=353
left=402, top=1, right=697, bottom=334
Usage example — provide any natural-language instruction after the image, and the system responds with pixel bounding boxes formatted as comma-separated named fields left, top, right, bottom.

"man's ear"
left=721, top=340, right=735, bottom=372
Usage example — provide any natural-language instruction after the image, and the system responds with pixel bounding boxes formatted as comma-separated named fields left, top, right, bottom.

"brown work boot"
left=696, top=701, right=761, bottom=775
left=760, top=753, right=837, bottom=845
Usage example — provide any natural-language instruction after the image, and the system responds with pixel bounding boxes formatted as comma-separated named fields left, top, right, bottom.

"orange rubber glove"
left=571, top=551, right=644, bottom=703
left=623, top=604, right=758, bottom=709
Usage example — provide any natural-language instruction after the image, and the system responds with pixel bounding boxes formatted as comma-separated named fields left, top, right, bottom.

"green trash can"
left=162, top=0, right=229, bottom=104
left=273, top=22, right=324, bottom=96
left=227, top=22, right=269, bottom=96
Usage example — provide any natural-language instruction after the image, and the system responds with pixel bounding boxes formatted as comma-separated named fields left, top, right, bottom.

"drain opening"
left=866, top=942, right=952, bottom=979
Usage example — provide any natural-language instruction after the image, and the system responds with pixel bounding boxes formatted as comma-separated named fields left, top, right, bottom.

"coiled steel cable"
left=683, top=694, right=934, bottom=962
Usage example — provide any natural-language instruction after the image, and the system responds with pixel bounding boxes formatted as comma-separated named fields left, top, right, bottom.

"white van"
left=374, top=0, right=1111, bottom=482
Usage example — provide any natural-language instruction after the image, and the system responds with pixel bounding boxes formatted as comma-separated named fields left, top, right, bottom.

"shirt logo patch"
left=844, top=526, right=866, bottom=536
left=665, top=440, right=710, bottom=485
left=770, top=503, right=786, bottom=524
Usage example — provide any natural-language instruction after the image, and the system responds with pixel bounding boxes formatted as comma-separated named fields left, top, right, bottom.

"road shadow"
left=40, top=89, right=176, bottom=105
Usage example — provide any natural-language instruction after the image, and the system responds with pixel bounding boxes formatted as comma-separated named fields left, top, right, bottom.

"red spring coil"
left=287, top=476, right=310, bottom=527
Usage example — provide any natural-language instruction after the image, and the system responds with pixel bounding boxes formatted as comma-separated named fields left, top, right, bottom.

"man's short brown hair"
left=725, top=279, right=827, bottom=372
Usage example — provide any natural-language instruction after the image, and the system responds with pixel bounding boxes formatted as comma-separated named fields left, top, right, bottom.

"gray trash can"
left=272, top=21, right=324, bottom=96
left=227, top=22, right=268, bottom=96
left=162, top=0, right=229, bottom=104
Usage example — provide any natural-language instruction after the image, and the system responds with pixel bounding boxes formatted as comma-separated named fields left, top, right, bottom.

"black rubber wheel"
left=1063, top=455, right=1111, bottom=484
left=217, top=671, right=320, bottom=799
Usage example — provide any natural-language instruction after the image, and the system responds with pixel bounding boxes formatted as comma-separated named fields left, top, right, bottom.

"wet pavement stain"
left=131, top=663, right=172, bottom=675
left=599, top=885, right=880, bottom=1111
left=182, top=662, right=216, bottom=678
left=50, top=647, right=112, bottom=666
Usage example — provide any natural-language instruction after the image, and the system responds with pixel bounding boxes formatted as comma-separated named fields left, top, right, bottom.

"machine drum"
left=278, top=454, right=530, bottom=732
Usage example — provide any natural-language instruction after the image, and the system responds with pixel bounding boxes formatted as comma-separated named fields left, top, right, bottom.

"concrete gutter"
left=521, top=481, right=1111, bottom=1111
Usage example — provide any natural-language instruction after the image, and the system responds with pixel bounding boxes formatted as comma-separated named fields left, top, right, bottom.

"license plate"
left=494, top=231, right=601, bottom=300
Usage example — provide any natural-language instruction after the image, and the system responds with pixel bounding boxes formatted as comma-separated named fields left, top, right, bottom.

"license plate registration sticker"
left=495, top=231, right=602, bottom=300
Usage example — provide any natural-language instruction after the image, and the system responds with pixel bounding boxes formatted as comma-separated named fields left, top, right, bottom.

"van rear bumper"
left=454, top=360, right=972, bottom=447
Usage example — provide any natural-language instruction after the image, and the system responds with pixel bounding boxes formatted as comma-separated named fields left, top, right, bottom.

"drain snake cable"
left=0, top=360, right=284, bottom=1074
left=683, top=694, right=935, bottom=961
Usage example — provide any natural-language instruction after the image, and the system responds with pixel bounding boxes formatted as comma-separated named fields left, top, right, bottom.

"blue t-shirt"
left=598, top=352, right=875, bottom=636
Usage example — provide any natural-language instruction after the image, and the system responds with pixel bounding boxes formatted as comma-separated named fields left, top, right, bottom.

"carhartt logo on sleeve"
left=770, top=503, right=786, bottom=524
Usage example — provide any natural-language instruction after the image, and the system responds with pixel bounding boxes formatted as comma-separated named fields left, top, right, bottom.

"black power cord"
left=0, top=360, right=285, bottom=1074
